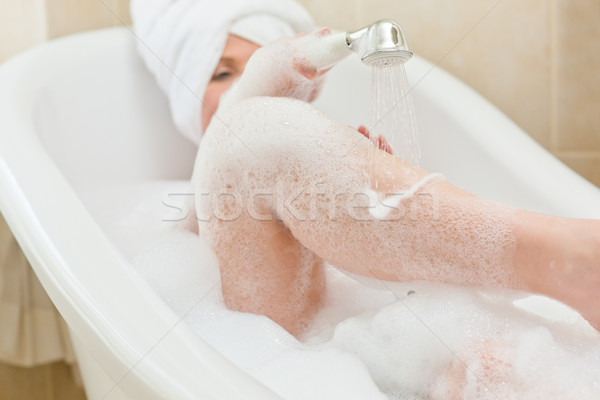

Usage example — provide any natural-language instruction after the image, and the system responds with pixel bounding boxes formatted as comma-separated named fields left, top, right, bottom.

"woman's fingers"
left=356, top=125, right=394, bottom=155
left=357, top=125, right=370, bottom=138
left=376, top=135, right=394, bottom=155
left=315, top=27, right=332, bottom=37
left=293, top=57, right=318, bottom=79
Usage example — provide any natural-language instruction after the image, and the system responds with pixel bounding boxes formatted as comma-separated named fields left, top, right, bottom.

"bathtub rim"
left=0, top=27, right=282, bottom=400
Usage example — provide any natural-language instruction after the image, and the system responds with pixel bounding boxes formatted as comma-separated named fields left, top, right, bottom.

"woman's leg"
left=194, top=96, right=600, bottom=335
left=202, top=212, right=326, bottom=336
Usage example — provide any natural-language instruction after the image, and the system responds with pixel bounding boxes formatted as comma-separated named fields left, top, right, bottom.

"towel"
left=130, top=0, right=315, bottom=144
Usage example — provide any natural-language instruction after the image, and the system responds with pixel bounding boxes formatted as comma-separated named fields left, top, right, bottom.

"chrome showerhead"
left=346, top=20, right=413, bottom=65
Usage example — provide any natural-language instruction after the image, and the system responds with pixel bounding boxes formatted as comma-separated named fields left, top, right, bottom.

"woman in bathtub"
left=132, top=0, right=598, bottom=333
left=188, top=30, right=600, bottom=339
left=132, top=1, right=599, bottom=396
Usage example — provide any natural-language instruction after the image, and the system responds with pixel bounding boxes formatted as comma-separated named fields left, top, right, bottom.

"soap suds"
left=82, top=181, right=600, bottom=399
left=366, top=172, right=445, bottom=220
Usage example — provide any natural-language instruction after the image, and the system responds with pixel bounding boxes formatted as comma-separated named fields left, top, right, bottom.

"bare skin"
left=201, top=35, right=261, bottom=132
left=194, top=31, right=600, bottom=338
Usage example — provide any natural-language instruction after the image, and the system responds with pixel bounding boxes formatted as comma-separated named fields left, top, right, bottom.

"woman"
left=132, top=1, right=599, bottom=337
left=132, top=2, right=600, bottom=397
left=188, top=29, right=600, bottom=337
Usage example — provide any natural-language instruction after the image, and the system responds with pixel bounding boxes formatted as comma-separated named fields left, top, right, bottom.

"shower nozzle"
left=346, top=20, right=413, bottom=65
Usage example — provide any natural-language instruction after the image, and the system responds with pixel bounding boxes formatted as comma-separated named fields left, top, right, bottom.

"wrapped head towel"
left=130, top=0, right=315, bottom=144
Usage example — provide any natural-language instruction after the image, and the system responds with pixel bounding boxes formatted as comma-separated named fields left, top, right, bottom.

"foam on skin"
left=191, top=29, right=530, bottom=336
left=193, top=94, right=525, bottom=338
left=219, top=29, right=351, bottom=111
left=124, top=223, right=600, bottom=399
left=365, top=173, right=445, bottom=220
left=326, top=281, right=600, bottom=399
left=130, top=225, right=600, bottom=399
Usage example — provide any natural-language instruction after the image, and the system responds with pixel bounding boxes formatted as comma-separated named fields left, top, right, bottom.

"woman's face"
left=201, top=35, right=261, bottom=131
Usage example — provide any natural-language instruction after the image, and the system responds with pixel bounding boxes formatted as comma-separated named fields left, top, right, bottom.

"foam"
left=329, top=282, right=600, bottom=399
left=197, top=95, right=524, bottom=312
left=366, top=173, right=445, bottom=220
left=219, top=30, right=351, bottom=112
left=198, top=95, right=524, bottom=295
left=81, top=181, right=600, bottom=399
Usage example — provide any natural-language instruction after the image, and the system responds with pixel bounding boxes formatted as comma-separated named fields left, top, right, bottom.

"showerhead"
left=346, top=20, right=413, bottom=65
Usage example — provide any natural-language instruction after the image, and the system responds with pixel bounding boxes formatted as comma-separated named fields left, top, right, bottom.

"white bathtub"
left=0, top=27, right=598, bottom=400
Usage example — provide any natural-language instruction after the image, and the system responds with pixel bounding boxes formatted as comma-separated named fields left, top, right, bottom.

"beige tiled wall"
left=297, top=0, right=600, bottom=186
left=0, top=0, right=47, bottom=62
left=45, top=0, right=131, bottom=39
left=555, top=0, right=600, bottom=152
left=0, top=0, right=131, bottom=62
left=0, top=361, right=86, bottom=400
left=554, top=0, right=600, bottom=185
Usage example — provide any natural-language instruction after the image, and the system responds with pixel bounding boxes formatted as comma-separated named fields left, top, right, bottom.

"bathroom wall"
left=0, top=361, right=86, bottom=400
left=0, top=0, right=131, bottom=61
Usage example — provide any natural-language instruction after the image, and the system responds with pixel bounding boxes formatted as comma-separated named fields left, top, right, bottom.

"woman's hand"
left=357, top=125, right=394, bottom=154
left=219, top=27, right=349, bottom=109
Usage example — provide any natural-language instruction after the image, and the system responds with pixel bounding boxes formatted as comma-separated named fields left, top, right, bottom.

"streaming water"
left=369, top=59, right=420, bottom=189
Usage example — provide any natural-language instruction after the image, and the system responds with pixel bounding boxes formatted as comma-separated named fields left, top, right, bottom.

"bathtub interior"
left=31, top=33, right=196, bottom=189
left=1, top=26, right=600, bottom=400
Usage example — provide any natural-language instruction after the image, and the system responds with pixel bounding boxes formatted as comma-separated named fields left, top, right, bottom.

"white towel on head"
left=131, top=0, right=315, bottom=144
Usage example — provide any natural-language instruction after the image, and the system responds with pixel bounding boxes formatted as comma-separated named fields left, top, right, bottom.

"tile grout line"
left=549, top=0, right=559, bottom=152
left=39, top=0, right=49, bottom=42
left=110, top=0, right=119, bottom=27
left=43, top=364, right=54, bottom=400
left=553, top=150, right=600, bottom=158
left=354, top=0, right=362, bottom=28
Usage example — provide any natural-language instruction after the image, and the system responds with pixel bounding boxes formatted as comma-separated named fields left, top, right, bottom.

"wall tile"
left=557, top=153, right=600, bottom=186
left=46, top=0, right=130, bottom=39
left=296, top=0, right=361, bottom=30
left=45, top=362, right=87, bottom=400
left=0, top=363, right=49, bottom=400
left=0, top=0, right=46, bottom=62
left=356, top=0, right=553, bottom=148
left=0, top=361, right=86, bottom=400
left=555, top=0, right=600, bottom=151
left=116, top=0, right=131, bottom=26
